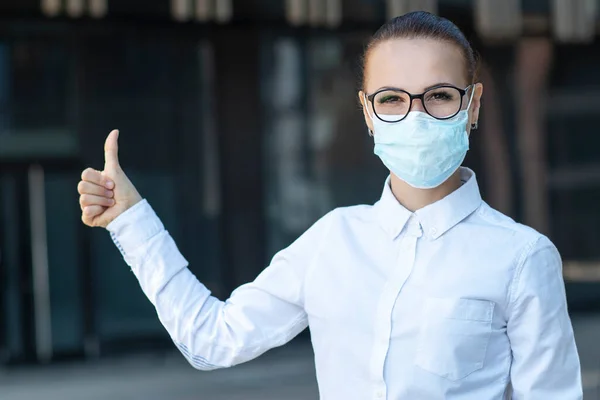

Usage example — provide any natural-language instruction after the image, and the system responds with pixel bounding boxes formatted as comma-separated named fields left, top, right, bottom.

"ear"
left=358, top=90, right=374, bottom=134
left=467, top=83, right=484, bottom=134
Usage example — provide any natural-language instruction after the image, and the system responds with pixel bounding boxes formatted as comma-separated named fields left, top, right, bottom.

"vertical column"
left=66, top=0, right=85, bottom=18
left=475, top=0, right=522, bottom=40
left=214, top=30, right=266, bottom=289
left=41, top=0, right=62, bottom=17
left=172, top=0, right=233, bottom=23
left=196, top=41, right=225, bottom=297
left=325, top=0, right=342, bottom=28
left=552, top=0, right=597, bottom=43
left=286, top=0, right=307, bottom=26
left=42, top=0, right=108, bottom=18
left=308, top=0, right=325, bottom=27
left=215, top=0, right=233, bottom=23
left=88, top=0, right=107, bottom=18
left=195, top=0, right=213, bottom=22
left=171, top=0, right=193, bottom=22
left=387, top=0, right=437, bottom=19
left=28, top=165, right=53, bottom=363
left=288, top=0, right=341, bottom=28
left=408, top=0, right=437, bottom=14
left=515, top=38, right=553, bottom=235
left=478, top=62, right=513, bottom=216
left=199, top=43, right=220, bottom=220
left=387, top=0, right=407, bottom=18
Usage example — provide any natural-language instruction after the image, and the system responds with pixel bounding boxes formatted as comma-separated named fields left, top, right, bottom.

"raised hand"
left=78, top=130, right=143, bottom=228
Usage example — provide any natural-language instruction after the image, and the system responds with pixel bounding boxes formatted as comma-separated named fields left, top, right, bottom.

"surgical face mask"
left=368, top=90, right=474, bottom=189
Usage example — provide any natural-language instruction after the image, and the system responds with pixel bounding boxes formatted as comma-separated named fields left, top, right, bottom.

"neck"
left=389, top=170, right=462, bottom=212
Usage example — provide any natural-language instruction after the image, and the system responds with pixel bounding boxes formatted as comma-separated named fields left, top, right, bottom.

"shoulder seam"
left=507, top=236, right=540, bottom=308
left=506, top=235, right=553, bottom=308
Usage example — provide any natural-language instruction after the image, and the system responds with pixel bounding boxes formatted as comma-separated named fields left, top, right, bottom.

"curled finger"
left=82, top=205, right=105, bottom=219
left=81, top=168, right=114, bottom=189
left=80, top=194, right=115, bottom=208
left=78, top=180, right=114, bottom=198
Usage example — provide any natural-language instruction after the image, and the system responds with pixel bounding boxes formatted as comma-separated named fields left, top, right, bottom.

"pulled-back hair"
left=362, top=11, right=478, bottom=88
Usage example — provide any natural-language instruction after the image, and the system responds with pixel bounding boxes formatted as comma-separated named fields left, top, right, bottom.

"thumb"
left=104, top=129, right=120, bottom=171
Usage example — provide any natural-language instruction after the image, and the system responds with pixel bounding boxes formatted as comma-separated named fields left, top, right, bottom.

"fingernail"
left=109, top=199, right=115, bottom=206
left=105, top=180, right=114, bottom=189
left=106, top=190, right=114, bottom=198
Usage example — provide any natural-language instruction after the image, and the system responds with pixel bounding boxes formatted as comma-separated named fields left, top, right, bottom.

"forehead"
left=364, top=38, right=467, bottom=93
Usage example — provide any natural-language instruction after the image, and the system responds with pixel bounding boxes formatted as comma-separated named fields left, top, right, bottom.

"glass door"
left=0, top=22, right=224, bottom=362
left=0, top=162, right=90, bottom=364
left=0, top=34, right=89, bottom=363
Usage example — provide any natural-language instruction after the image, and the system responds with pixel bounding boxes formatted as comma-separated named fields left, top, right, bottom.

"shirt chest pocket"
left=415, top=297, right=495, bottom=381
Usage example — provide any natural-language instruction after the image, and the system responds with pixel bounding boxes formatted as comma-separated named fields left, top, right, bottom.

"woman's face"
left=359, top=38, right=483, bottom=132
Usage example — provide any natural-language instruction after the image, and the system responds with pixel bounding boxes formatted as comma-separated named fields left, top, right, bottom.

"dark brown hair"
left=362, top=11, right=478, bottom=88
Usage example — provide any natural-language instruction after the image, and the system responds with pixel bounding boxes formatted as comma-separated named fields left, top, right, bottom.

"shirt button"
left=430, top=227, right=438, bottom=236
left=376, top=390, right=385, bottom=398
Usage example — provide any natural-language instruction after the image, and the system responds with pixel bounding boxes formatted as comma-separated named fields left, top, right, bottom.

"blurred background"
left=0, top=0, right=600, bottom=399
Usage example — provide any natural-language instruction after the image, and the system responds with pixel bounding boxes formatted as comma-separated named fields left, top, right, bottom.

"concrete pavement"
left=0, top=343, right=318, bottom=400
left=2, top=313, right=600, bottom=399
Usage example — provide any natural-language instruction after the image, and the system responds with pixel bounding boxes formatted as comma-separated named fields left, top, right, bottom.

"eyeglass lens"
left=373, top=86, right=463, bottom=122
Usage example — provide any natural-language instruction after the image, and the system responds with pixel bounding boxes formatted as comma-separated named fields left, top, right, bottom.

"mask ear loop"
left=466, top=85, right=478, bottom=130
left=466, top=84, right=476, bottom=109
left=363, top=93, right=375, bottom=137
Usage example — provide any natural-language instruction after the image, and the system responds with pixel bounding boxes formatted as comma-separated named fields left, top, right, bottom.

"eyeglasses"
left=366, top=84, right=473, bottom=123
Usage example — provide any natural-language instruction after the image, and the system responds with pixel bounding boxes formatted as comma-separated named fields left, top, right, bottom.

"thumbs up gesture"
left=78, top=130, right=142, bottom=228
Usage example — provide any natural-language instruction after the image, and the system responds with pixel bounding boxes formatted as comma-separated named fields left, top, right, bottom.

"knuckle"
left=82, top=168, right=99, bottom=182
left=81, top=168, right=92, bottom=180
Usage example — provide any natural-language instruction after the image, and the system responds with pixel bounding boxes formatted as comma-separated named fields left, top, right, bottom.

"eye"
left=426, top=89, right=456, bottom=102
left=377, top=94, right=405, bottom=104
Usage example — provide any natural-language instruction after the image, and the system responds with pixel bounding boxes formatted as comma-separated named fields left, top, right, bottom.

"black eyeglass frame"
left=366, top=84, right=474, bottom=123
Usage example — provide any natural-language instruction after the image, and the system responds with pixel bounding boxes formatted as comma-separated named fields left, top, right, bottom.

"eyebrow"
left=373, top=82, right=458, bottom=93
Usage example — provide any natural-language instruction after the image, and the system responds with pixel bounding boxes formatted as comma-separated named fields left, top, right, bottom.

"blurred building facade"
left=0, top=0, right=599, bottom=365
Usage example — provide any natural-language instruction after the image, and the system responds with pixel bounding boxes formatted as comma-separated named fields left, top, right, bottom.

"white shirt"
left=107, top=167, right=582, bottom=400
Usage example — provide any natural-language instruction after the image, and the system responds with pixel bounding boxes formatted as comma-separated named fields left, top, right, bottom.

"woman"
left=77, top=11, right=582, bottom=399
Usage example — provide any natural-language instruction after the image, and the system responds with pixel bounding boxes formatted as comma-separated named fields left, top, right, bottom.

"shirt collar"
left=374, top=167, right=483, bottom=240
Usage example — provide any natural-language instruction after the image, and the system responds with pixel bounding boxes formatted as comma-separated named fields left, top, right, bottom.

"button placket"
left=369, top=228, right=420, bottom=397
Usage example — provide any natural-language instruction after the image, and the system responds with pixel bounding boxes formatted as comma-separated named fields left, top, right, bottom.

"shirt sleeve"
left=106, top=199, right=333, bottom=371
left=506, top=236, right=583, bottom=399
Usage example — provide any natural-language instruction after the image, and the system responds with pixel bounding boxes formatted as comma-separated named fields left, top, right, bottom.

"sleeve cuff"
left=106, top=199, right=165, bottom=257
